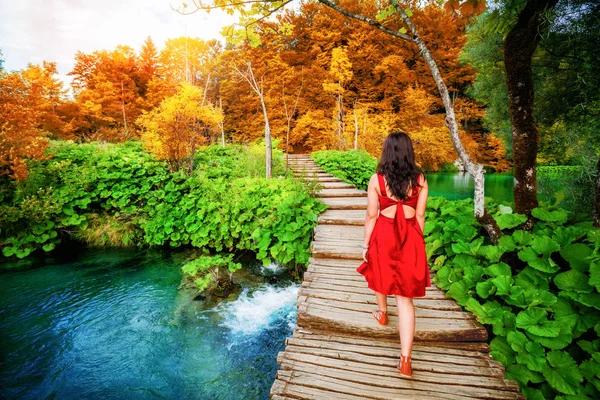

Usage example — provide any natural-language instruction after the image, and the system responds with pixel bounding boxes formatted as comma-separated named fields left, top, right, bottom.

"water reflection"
left=426, top=172, right=514, bottom=203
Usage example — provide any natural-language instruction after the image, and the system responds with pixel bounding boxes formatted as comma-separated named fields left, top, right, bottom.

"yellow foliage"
left=291, top=110, right=336, bottom=151
left=137, top=83, right=223, bottom=171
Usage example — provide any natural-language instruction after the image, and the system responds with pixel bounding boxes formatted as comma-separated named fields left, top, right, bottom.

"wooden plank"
left=320, top=182, right=355, bottom=189
left=301, top=281, right=447, bottom=300
left=298, top=302, right=487, bottom=341
left=317, top=188, right=367, bottom=198
left=313, top=224, right=364, bottom=239
left=309, top=257, right=366, bottom=268
left=298, top=288, right=462, bottom=311
left=302, top=297, right=474, bottom=320
left=320, top=197, right=368, bottom=210
left=311, top=242, right=364, bottom=259
left=318, top=209, right=366, bottom=225
left=292, top=330, right=492, bottom=353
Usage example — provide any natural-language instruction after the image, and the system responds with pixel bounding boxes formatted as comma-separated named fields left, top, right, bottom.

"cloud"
left=0, top=0, right=236, bottom=86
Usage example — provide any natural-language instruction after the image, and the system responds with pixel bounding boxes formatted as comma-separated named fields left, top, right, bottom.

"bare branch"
left=317, top=0, right=414, bottom=43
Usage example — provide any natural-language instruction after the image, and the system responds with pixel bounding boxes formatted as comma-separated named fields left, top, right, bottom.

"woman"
left=356, top=131, right=431, bottom=378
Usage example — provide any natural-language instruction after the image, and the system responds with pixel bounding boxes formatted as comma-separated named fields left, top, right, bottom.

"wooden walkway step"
left=272, top=154, right=524, bottom=399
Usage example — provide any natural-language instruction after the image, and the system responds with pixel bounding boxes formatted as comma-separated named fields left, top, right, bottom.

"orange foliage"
left=6, top=0, right=508, bottom=172
left=0, top=67, right=55, bottom=180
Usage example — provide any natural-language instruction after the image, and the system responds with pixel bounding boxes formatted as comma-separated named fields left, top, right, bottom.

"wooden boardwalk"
left=270, top=154, right=524, bottom=399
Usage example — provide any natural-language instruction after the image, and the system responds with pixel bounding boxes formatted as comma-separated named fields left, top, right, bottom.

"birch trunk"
left=353, top=100, right=359, bottom=150
left=261, top=96, right=272, bottom=178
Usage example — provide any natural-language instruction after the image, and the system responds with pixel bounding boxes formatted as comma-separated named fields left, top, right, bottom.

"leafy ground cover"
left=0, top=141, right=326, bottom=292
left=427, top=197, right=599, bottom=399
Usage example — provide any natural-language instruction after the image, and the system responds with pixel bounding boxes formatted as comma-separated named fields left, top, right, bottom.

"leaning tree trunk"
left=594, top=156, right=600, bottom=228
left=260, top=96, right=273, bottom=178
left=393, top=5, right=502, bottom=242
left=504, top=0, right=559, bottom=227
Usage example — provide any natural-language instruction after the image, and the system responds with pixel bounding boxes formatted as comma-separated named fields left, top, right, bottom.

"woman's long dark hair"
left=376, top=131, right=424, bottom=200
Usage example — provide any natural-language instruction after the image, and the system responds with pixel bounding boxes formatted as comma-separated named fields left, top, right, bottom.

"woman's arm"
left=363, top=174, right=379, bottom=262
left=415, top=174, right=428, bottom=233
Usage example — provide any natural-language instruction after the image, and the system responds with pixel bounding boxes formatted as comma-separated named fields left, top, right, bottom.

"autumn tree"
left=323, top=46, right=353, bottom=149
left=69, top=46, right=144, bottom=141
left=137, top=82, right=223, bottom=172
left=0, top=65, right=57, bottom=180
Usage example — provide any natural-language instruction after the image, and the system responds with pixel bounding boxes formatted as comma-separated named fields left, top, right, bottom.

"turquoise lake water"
left=0, top=248, right=297, bottom=400
left=426, top=172, right=514, bottom=203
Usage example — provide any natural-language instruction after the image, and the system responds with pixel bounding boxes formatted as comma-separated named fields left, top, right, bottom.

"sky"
left=0, top=0, right=237, bottom=86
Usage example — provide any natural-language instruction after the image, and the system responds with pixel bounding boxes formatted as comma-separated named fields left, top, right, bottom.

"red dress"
left=357, top=173, right=431, bottom=297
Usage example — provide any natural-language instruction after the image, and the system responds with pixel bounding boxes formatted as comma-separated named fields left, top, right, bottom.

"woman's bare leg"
left=375, top=292, right=388, bottom=313
left=395, top=294, right=415, bottom=357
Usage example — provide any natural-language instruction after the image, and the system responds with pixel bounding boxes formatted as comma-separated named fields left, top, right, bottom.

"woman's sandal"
left=397, top=355, right=412, bottom=378
left=372, top=310, right=388, bottom=326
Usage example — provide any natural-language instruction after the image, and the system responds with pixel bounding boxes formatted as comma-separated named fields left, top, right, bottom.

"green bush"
left=427, top=196, right=599, bottom=399
left=538, top=165, right=595, bottom=215
left=311, top=150, right=377, bottom=191
left=0, top=141, right=326, bottom=290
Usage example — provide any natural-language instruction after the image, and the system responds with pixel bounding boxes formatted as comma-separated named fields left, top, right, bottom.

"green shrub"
left=311, top=150, right=377, bottom=190
left=1, top=140, right=326, bottom=289
left=538, top=165, right=595, bottom=215
left=427, top=196, right=599, bottom=399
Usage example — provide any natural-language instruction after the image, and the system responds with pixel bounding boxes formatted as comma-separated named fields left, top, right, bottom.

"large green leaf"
left=477, top=245, right=503, bottom=262
left=512, top=230, right=533, bottom=246
left=554, top=269, right=593, bottom=293
left=518, top=246, right=559, bottom=273
left=532, top=207, right=569, bottom=225
left=507, top=330, right=528, bottom=353
left=507, top=363, right=544, bottom=387
left=486, top=262, right=512, bottom=277
left=452, top=253, right=479, bottom=270
left=490, top=336, right=516, bottom=365
left=476, top=280, right=494, bottom=298
left=496, top=213, right=527, bottom=230
left=491, top=275, right=513, bottom=296
left=552, top=226, right=577, bottom=247
left=542, top=350, right=583, bottom=395
left=560, top=243, right=593, bottom=272
left=531, top=236, right=561, bottom=257
left=451, top=236, right=483, bottom=255
left=589, top=261, right=600, bottom=292
left=515, top=340, right=547, bottom=372
left=447, top=280, right=470, bottom=305
left=497, top=235, right=517, bottom=253
left=526, top=332, right=571, bottom=350
left=516, top=308, right=560, bottom=337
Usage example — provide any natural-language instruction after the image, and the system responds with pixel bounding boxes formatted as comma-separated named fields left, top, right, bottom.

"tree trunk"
left=353, top=99, right=359, bottom=150
left=594, top=156, right=600, bottom=228
left=504, top=0, right=559, bottom=226
left=121, top=81, right=128, bottom=131
left=286, top=121, right=290, bottom=177
left=261, top=96, right=272, bottom=178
